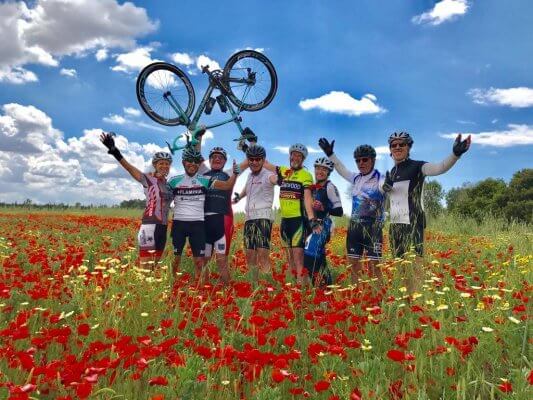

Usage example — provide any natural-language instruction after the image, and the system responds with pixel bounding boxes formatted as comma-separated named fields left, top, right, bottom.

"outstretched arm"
left=422, top=134, right=471, bottom=176
left=329, top=154, right=356, bottom=183
left=100, top=132, right=143, bottom=183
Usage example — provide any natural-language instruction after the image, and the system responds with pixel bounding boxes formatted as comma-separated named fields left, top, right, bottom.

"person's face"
left=290, top=151, right=304, bottom=169
left=153, top=160, right=171, bottom=177
left=248, top=156, right=265, bottom=173
left=355, top=156, right=375, bottom=175
left=314, top=166, right=330, bottom=182
left=390, top=139, right=409, bottom=162
left=209, top=153, right=226, bottom=171
left=183, top=159, right=200, bottom=176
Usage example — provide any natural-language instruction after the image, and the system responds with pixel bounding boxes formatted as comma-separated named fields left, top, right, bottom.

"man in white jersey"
left=233, top=144, right=277, bottom=281
left=168, top=147, right=240, bottom=281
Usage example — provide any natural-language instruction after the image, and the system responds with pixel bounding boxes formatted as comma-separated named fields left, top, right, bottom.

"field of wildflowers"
left=0, top=209, right=531, bottom=399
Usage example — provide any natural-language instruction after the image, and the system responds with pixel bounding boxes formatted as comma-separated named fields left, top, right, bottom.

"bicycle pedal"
left=216, top=95, right=228, bottom=113
left=204, top=97, right=216, bottom=115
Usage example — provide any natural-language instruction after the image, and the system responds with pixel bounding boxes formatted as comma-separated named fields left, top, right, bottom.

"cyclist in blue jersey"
left=100, top=132, right=173, bottom=268
left=319, top=138, right=386, bottom=283
left=303, top=157, right=343, bottom=287
left=168, top=146, right=240, bottom=281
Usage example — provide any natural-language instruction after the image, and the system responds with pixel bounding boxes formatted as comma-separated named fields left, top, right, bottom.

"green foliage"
left=119, top=198, right=145, bottom=208
left=423, top=180, right=444, bottom=218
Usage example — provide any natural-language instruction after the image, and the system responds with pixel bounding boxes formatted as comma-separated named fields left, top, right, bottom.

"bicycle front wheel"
left=222, top=50, right=277, bottom=112
left=136, top=62, right=195, bottom=126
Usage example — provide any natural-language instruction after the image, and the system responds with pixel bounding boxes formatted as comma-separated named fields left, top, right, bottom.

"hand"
left=100, top=131, right=116, bottom=151
left=312, top=200, right=324, bottom=211
left=194, top=125, right=207, bottom=138
left=318, top=138, right=335, bottom=157
left=232, top=160, right=241, bottom=175
left=232, top=192, right=241, bottom=204
left=453, top=134, right=471, bottom=157
left=309, top=218, right=323, bottom=234
left=382, top=171, right=394, bottom=193
left=242, top=127, right=258, bottom=143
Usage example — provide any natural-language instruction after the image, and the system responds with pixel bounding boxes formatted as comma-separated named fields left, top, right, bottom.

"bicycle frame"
left=164, top=66, right=252, bottom=153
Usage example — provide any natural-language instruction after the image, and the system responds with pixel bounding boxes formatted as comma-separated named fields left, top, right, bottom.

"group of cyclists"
left=100, top=128, right=471, bottom=288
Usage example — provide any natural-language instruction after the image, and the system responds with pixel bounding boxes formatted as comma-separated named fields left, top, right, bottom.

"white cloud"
left=111, top=46, right=158, bottom=73
left=59, top=68, right=77, bottom=78
left=468, top=87, right=533, bottom=108
left=274, top=145, right=322, bottom=154
left=102, top=114, right=127, bottom=125
left=412, top=0, right=469, bottom=26
left=102, top=107, right=167, bottom=132
left=196, top=55, right=221, bottom=72
left=95, top=48, right=108, bottom=61
left=124, top=107, right=141, bottom=117
left=440, top=124, right=533, bottom=147
left=178, top=130, right=214, bottom=143
left=299, top=91, right=386, bottom=117
left=0, top=103, right=177, bottom=205
left=0, top=0, right=157, bottom=84
left=171, top=52, right=194, bottom=66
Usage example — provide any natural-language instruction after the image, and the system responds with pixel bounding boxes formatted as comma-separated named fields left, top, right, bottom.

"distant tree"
left=423, top=180, right=444, bottom=218
left=119, top=199, right=145, bottom=208
left=503, top=169, right=533, bottom=223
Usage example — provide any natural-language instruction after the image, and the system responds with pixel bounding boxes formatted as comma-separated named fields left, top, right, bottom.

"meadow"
left=0, top=208, right=531, bottom=399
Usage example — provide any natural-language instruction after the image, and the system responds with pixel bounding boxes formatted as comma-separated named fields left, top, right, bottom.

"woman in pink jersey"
left=100, top=132, right=173, bottom=267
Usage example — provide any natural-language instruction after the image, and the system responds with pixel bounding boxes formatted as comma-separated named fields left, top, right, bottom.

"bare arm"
left=304, top=188, right=315, bottom=220
left=421, top=154, right=459, bottom=176
left=212, top=173, right=237, bottom=191
left=119, top=158, right=144, bottom=183
left=263, top=159, right=277, bottom=172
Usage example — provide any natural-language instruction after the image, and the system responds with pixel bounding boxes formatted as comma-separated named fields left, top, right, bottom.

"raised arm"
left=212, top=160, right=240, bottom=190
left=422, top=134, right=471, bottom=176
left=329, top=154, right=356, bottom=183
left=100, top=132, right=143, bottom=183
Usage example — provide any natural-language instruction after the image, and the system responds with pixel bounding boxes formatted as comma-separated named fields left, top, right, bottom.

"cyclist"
left=168, top=146, right=240, bottom=281
left=318, top=138, right=385, bottom=283
left=233, top=144, right=277, bottom=281
left=263, top=143, right=320, bottom=284
left=100, top=132, right=173, bottom=267
left=303, top=157, right=343, bottom=287
left=382, top=132, right=471, bottom=260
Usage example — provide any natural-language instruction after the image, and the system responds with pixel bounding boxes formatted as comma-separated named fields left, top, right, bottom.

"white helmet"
left=289, top=143, right=308, bottom=159
left=388, top=131, right=414, bottom=146
left=314, top=157, right=334, bottom=172
left=152, top=152, right=173, bottom=164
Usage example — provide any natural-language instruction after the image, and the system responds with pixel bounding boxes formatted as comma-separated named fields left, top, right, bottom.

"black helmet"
left=388, top=131, right=413, bottom=146
left=246, top=144, right=266, bottom=159
left=182, top=147, right=203, bottom=162
left=209, top=146, right=227, bottom=159
left=354, top=145, right=377, bottom=159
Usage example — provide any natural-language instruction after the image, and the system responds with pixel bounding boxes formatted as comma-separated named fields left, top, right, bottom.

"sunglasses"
left=355, top=157, right=370, bottom=163
left=248, top=157, right=263, bottom=162
left=390, top=142, right=408, bottom=149
left=184, top=159, right=202, bottom=164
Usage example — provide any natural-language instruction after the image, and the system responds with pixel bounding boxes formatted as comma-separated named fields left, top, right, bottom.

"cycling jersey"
left=199, top=164, right=233, bottom=216
left=329, top=155, right=385, bottom=222
left=168, top=173, right=214, bottom=221
left=140, top=174, right=173, bottom=225
left=244, top=168, right=276, bottom=221
left=277, top=166, right=313, bottom=218
left=388, top=159, right=427, bottom=225
left=310, top=180, right=343, bottom=220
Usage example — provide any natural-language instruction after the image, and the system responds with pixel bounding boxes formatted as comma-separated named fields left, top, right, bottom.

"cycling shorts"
left=389, top=222, right=424, bottom=258
left=243, top=219, right=273, bottom=250
left=171, top=220, right=205, bottom=257
left=346, top=220, right=383, bottom=260
left=138, top=223, right=167, bottom=258
left=281, top=217, right=308, bottom=248
left=204, top=214, right=234, bottom=257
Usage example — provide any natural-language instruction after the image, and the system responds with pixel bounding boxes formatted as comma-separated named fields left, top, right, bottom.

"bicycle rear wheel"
left=136, top=62, right=195, bottom=126
left=222, top=50, right=277, bottom=112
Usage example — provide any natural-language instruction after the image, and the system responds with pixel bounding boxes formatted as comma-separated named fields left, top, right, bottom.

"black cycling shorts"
left=171, top=220, right=205, bottom=257
left=280, top=217, right=307, bottom=248
left=346, top=221, right=383, bottom=260
left=389, top=222, right=424, bottom=257
left=244, top=219, right=272, bottom=250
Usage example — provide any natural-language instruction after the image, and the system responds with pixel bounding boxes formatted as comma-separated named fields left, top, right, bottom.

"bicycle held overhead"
left=136, top=50, right=278, bottom=153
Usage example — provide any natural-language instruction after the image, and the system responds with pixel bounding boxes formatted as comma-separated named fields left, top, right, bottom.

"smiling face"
left=290, top=151, right=304, bottom=170
left=209, top=153, right=226, bottom=171
left=354, top=156, right=375, bottom=175
left=248, top=156, right=265, bottom=174
left=153, top=160, right=171, bottom=177
left=314, top=166, right=330, bottom=183
left=182, top=159, right=200, bottom=176
left=389, top=139, right=410, bottom=163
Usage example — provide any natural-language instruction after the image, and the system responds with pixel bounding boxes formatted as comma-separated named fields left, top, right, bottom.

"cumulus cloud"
left=0, top=0, right=157, bottom=84
left=59, top=68, right=77, bottom=78
left=440, top=124, right=533, bottom=147
left=412, top=0, right=469, bottom=26
left=95, top=48, right=108, bottom=61
left=111, top=46, right=159, bottom=74
left=0, top=103, right=176, bottom=205
left=102, top=107, right=166, bottom=132
left=468, top=87, right=533, bottom=108
left=299, top=91, right=386, bottom=117
left=196, top=55, right=221, bottom=72
left=171, top=52, right=194, bottom=66
left=273, top=145, right=322, bottom=154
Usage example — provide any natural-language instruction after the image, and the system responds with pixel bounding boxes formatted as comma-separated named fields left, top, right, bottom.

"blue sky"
left=0, top=0, right=532, bottom=209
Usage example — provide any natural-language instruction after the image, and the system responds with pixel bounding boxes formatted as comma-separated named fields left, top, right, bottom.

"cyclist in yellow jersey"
left=263, top=143, right=321, bottom=284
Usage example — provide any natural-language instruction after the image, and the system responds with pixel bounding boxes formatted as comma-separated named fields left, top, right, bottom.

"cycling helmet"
left=353, top=145, right=377, bottom=159
left=209, top=146, right=227, bottom=159
left=388, top=131, right=413, bottom=146
left=152, top=152, right=173, bottom=164
left=182, top=147, right=203, bottom=162
left=314, top=157, right=334, bottom=172
left=246, top=144, right=266, bottom=159
left=289, top=143, right=308, bottom=159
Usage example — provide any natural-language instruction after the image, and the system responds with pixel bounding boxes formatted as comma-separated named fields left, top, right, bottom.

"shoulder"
left=168, top=174, right=184, bottom=186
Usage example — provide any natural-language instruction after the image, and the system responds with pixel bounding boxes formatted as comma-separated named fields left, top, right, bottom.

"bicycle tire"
left=136, top=62, right=195, bottom=126
left=222, top=50, right=277, bottom=112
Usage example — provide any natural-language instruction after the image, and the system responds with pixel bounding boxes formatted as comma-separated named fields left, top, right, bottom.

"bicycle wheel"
left=222, top=50, right=277, bottom=112
left=136, top=62, right=195, bottom=126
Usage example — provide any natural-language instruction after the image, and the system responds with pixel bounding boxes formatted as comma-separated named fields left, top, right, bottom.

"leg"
left=257, top=220, right=273, bottom=275
left=170, top=222, right=186, bottom=278
left=188, top=221, right=207, bottom=282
